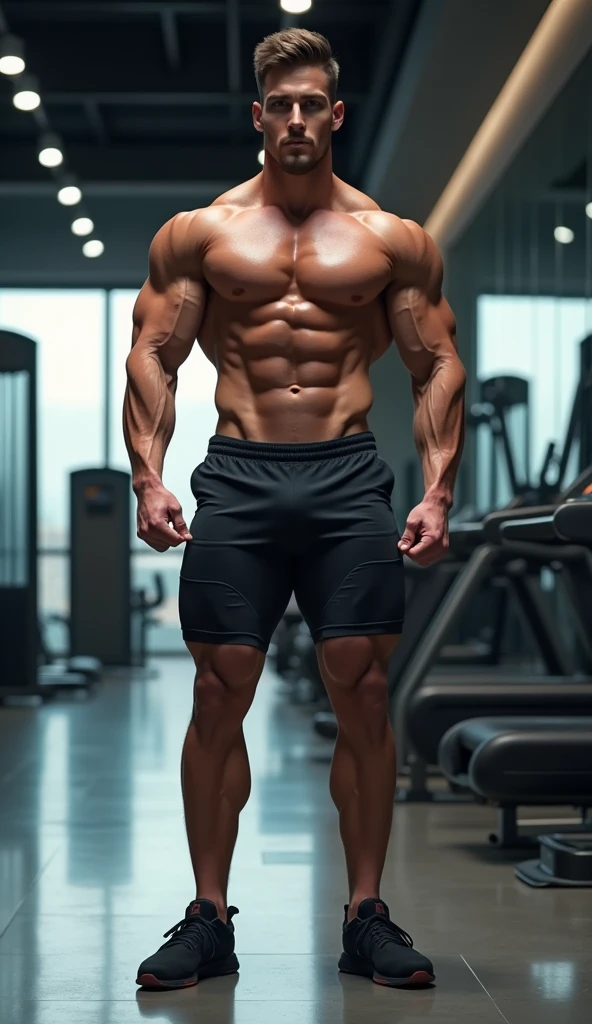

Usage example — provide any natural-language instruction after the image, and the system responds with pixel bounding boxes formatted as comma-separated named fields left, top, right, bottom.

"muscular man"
left=125, top=28, right=465, bottom=992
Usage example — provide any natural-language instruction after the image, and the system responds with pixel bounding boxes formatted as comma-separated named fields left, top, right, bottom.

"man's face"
left=253, top=65, right=344, bottom=175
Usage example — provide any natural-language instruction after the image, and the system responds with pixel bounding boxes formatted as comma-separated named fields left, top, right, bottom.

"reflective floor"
left=1, top=657, right=591, bottom=1023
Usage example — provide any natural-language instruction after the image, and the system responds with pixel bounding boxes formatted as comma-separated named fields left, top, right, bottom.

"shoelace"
left=161, top=915, right=217, bottom=955
left=358, top=916, right=414, bottom=952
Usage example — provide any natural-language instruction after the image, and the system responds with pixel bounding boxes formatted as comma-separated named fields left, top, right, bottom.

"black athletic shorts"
left=179, top=431, right=404, bottom=653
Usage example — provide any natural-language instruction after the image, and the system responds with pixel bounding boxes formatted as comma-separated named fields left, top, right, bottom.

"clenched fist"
left=136, top=482, right=193, bottom=552
left=398, top=498, right=450, bottom=567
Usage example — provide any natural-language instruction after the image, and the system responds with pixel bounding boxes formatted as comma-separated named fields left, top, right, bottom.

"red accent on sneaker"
left=375, top=903, right=385, bottom=914
left=190, top=903, right=201, bottom=915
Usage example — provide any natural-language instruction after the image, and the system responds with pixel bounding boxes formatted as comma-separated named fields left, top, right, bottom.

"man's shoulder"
left=355, top=209, right=423, bottom=247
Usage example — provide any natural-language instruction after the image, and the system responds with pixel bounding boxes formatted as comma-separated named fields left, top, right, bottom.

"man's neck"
left=261, top=149, right=334, bottom=221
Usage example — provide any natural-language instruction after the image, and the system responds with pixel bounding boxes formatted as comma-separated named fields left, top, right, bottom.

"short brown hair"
left=254, top=29, right=339, bottom=103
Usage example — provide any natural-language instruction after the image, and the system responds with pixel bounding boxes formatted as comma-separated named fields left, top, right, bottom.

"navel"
left=351, top=294, right=364, bottom=303
left=232, top=287, right=245, bottom=296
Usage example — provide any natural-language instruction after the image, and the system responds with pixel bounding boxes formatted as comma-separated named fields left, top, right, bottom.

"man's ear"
left=332, top=100, right=345, bottom=132
left=252, top=101, right=264, bottom=133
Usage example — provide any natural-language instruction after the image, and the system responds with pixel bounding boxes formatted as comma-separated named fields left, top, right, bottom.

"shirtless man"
left=125, top=28, right=465, bottom=992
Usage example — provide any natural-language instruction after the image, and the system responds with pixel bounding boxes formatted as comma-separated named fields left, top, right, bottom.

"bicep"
left=131, top=274, right=206, bottom=375
left=130, top=214, right=207, bottom=375
left=386, top=282, right=457, bottom=385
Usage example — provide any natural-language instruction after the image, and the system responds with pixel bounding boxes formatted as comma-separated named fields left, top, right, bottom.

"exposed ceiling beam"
left=2, top=2, right=386, bottom=22
left=425, top=0, right=592, bottom=248
left=0, top=141, right=267, bottom=180
left=3, top=2, right=225, bottom=14
left=161, top=9, right=181, bottom=71
left=23, top=91, right=362, bottom=107
left=0, top=181, right=234, bottom=198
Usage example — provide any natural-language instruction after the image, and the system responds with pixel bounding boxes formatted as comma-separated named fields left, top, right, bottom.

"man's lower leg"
left=330, top=717, right=397, bottom=922
left=181, top=717, right=251, bottom=923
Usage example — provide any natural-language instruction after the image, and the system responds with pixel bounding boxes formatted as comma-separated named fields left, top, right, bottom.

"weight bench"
left=438, top=716, right=592, bottom=847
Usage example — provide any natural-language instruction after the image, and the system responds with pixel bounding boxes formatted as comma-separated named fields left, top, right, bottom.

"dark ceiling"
left=0, top=0, right=421, bottom=192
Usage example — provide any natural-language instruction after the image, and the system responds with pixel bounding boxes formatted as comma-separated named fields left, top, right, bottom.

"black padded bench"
left=407, top=680, right=592, bottom=767
left=438, top=716, right=592, bottom=846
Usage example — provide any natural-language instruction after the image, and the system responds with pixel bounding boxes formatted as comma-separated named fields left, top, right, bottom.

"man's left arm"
left=385, top=220, right=466, bottom=566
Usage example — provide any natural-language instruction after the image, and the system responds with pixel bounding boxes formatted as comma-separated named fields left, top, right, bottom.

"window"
left=476, top=295, right=592, bottom=509
left=0, top=290, right=105, bottom=642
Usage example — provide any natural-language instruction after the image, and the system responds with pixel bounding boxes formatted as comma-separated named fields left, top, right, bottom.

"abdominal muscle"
left=198, top=293, right=387, bottom=444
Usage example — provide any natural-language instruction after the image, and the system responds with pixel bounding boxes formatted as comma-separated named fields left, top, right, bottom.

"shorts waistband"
left=206, top=431, right=377, bottom=462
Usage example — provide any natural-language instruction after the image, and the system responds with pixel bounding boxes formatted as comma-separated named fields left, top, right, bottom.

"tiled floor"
left=1, top=656, right=591, bottom=1023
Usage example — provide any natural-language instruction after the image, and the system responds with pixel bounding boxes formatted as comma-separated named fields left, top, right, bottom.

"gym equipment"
left=0, top=331, right=99, bottom=703
left=399, top=471, right=592, bottom=796
left=0, top=330, right=38, bottom=696
left=439, top=717, right=592, bottom=847
left=70, top=468, right=132, bottom=666
left=393, top=335, right=592, bottom=793
left=269, top=596, right=304, bottom=679
left=470, top=375, right=530, bottom=510
left=438, top=497, right=592, bottom=848
left=131, top=573, right=166, bottom=668
left=38, top=616, right=102, bottom=682
left=516, top=833, right=592, bottom=888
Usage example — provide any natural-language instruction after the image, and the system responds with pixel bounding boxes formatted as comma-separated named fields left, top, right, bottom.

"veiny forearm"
left=412, top=355, right=466, bottom=508
left=123, top=344, right=177, bottom=492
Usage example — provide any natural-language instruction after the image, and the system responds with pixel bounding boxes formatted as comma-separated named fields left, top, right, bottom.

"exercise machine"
left=393, top=334, right=592, bottom=797
left=439, top=496, right=592, bottom=866
left=1, top=331, right=92, bottom=702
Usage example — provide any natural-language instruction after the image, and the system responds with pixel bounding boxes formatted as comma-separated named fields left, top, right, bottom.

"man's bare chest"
left=202, top=210, right=392, bottom=307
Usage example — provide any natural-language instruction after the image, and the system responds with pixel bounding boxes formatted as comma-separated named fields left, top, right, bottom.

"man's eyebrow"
left=265, top=92, right=328, bottom=102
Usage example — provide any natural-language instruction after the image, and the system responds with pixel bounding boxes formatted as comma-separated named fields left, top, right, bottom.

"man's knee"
left=191, top=644, right=264, bottom=731
left=319, top=636, right=390, bottom=740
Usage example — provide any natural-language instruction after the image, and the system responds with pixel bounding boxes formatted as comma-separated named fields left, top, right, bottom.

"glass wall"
left=0, top=287, right=218, bottom=655
left=476, top=295, right=592, bottom=509
left=447, top=45, right=592, bottom=513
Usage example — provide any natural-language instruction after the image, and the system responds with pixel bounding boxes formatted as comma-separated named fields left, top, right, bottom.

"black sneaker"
left=136, top=898, right=240, bottom=989
left=339, top=898, right=435, bottom=987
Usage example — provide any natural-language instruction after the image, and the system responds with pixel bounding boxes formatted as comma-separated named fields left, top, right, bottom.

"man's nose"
left=288, top=104, right=305, bottom=128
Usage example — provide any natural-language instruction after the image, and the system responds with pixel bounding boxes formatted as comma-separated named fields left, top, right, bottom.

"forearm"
left=123, top=344, right=177, bottom=492
left=412, top=355, right=466, bottom=509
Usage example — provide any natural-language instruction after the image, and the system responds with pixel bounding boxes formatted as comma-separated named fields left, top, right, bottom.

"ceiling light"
left=71, top=217, right=94, bottom=236
left=57, top=184, right=82, bottom=206
left=554, top=226, right=574, bottom=244
left=82, top=239, right=104, bottom=258
left=13, top=73, right=41, bottom=111
left=258, top=149, right=265, bottom=165
left=586, top=202, right=592, bottom=220
left=0, top=35, right=26, bottom=76
left=280, top=0, right=312, bottom=12
left=38, top=133, right=64, bottom=168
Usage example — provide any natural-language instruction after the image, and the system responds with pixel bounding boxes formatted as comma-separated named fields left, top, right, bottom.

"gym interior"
left=1, top=0, right=592, bottom=1021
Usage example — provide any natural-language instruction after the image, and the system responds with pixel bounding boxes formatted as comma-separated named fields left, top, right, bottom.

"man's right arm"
left=124, top=211, right=207, bottom=492
left=123, top=211, right=207, bottom=549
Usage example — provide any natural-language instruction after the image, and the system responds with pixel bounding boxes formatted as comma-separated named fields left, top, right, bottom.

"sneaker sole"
left=338, top=952, right=434, bottom=988
left=136, top=953, right=240, bottom=989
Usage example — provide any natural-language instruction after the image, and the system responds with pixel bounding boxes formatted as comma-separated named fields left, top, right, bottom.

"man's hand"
left=398, top=499, right=450, bottom=566
left=136, top=482, right=193, bottom=552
